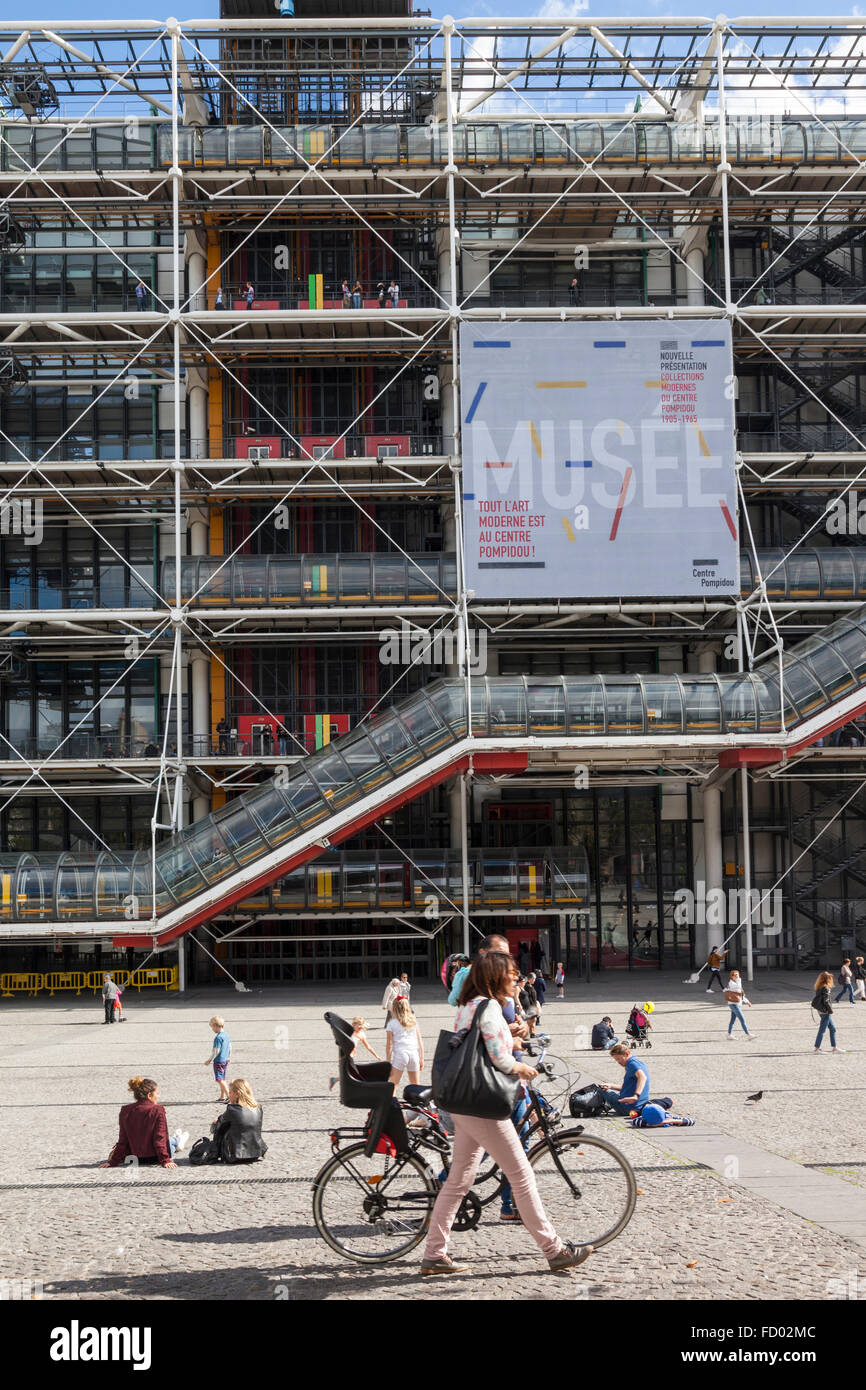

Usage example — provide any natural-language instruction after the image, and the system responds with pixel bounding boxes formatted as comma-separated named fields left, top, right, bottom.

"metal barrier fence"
left=0, top=967, right=178, bottom=997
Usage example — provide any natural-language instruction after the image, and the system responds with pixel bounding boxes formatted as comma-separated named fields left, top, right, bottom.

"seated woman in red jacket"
left=99, top=1076, right=189, bottom=1169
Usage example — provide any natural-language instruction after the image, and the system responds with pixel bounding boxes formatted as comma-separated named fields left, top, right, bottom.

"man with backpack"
left=600, top=1044, right=650, bottom=1116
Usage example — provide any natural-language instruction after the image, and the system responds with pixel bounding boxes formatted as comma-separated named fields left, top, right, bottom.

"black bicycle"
left=311, top=1012, right=637, bottom=1264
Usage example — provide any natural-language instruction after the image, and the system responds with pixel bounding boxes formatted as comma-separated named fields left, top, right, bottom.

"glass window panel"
left=366, top=712, right=424, bottom=773
left=367, top=124, right=400, bottom=162
left=338, top=730, right=393, bottom=793
left=720, top=676, right=758, bottom=732
left=779, top=658, right=825, bottom=721
left=603, top=679, right=644, bottom=733
left=504, top=123, right=533, bottom=163
left=339, top=555, right=371, bottom=600
left=566, top=677, right=606, bottom=734
left=830, top=622, right=866, bottom=680
left=282, top=769, right=330, bottom=827
left=154, top=842, right=207, bottom=902
left=244, top=784, right=298, bottom=845
left=642, top=678, right=684, bottom=732
left=819, top=551, right=855, bottom=596
left=527, top=681, right=566, bottom=734
left=483, top=680, right=526, bottom=736
left=398, top=690, right=450, bottom=754
left=228, top=127, right=263, bottom=163
left=212, top=801, right=267, bottom=863
left=679, top=679, right=722, bottom=731
left=802, top=642, right=856, bottom=700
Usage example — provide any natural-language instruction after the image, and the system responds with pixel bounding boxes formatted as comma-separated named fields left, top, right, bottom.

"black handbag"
left=431, top=998, right=520, bottom=1120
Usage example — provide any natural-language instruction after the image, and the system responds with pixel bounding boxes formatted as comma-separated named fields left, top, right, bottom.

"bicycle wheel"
left=312, top=1141, right=437, bottom=1264
left=526, top=1129, right=636, bottom=1250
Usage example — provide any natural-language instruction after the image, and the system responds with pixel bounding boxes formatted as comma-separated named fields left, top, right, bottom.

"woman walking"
left=420, top=951, right=592, bottom=1277
left=724, top=969, right=754, bottom=1039
left=381, top=977, right=401, bottom=1025
left=813, top=971, right=843, bottom=1052
left=854, top=956, right=866, bottom=1001
left=835, top=959, right=855, bottom=1004
left=385, top=996, right=423, bottom=1088
left=554, top=961, right=565, bottom=999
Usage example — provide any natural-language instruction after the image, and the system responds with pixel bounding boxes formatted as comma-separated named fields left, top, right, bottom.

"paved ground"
left=1, top=970, right=864, bottom=1301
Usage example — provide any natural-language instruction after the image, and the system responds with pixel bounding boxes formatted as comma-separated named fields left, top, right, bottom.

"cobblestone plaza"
left=2, top=973, right=864, bottom=1303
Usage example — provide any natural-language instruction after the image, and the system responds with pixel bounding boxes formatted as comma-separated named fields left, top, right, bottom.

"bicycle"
left=311, top=1012, right=637, bottom=1264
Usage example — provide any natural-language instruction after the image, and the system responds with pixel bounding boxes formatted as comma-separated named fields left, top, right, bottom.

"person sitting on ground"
left=591, top=1016, right=618, bottom=1051
left=629, top=1102, right=695, bottom=1129
left=601, top=1043, right=650, bottom=1116
left=99, top=1076, right=188, bottom=1169
left=210, top=1078, right=268, bottom=1162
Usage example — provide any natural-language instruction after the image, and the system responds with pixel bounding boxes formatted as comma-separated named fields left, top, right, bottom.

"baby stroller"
left=625, top=1004, right=652, bottom=1048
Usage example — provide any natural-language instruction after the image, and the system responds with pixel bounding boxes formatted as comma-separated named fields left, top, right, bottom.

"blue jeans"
left=500, top=1091, right=531, bottom=1213
left=728, top=1003, right=749, bottom=1035
left=353, top=293, right=361, bottom=307
left=169, top=1136, right=179, bottom=1156
left=815, top=1013, right=837, bottom=1048
left=593, top=1036, right=619, bottom=1050
left=835, top=983, right=855, bottom=1003
left=603, top=1093, right=638, bottom=1116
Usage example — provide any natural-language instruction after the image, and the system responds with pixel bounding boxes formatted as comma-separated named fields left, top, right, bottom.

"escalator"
left=4, top=599, right=866, bottom=941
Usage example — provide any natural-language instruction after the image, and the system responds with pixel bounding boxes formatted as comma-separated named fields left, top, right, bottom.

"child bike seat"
left=324, top=1011, right=408, bottom=1158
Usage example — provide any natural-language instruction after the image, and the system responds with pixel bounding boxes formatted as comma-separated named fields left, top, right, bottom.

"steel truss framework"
left=1, top=15, right=866, bottom=967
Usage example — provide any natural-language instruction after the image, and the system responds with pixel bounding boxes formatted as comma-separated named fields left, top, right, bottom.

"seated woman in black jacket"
left=211, top=1078, right=268, bottom=1162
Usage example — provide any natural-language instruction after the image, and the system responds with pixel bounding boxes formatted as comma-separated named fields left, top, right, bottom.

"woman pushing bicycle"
left=419, top=951, right=594, bottom=1279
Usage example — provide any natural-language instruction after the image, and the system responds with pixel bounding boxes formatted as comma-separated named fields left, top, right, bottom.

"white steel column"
left=697, top=646, right=724, bottom=969
left=444, top=17, right=471, bottom=956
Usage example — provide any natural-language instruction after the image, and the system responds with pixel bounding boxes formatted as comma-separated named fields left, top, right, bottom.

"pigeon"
left=746, top=1090, right=763, bottom=1103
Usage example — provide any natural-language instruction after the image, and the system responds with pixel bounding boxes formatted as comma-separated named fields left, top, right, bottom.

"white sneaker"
left=745, top=1033, right=756, bottom=1040
left=726, top=1033, right=734, bottom=1039
left=706, top=989, right=713, bottom=994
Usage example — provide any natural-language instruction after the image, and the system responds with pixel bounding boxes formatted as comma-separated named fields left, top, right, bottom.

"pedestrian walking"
left=835, top=958, right=856, bottom=1004
left=724, top=969, right=754, bottom=1039
left=245, top=280, right=255, bottom=309
left=205, top=1014, right=232, bottom=1100
left=381, top=976, right=401, bottom=1025
left=419, top=951, right=593, bottom=1277
left=554, top=961, right=565, bottom=998
left=398, top=971, right=411, bottom=1000
left=812, top=971, right=842, bottom=1053
left=853, top=956, right=866, bottom=1000
left=101, top=972, right=121, bottom=1024
left=99, top=1077, right=188, bottom=1169
left=706, top=944, right=727, bottom=992
left=352, top=279, right=363, bottom=308
left=533, top=970, right=546, bottom=1009
left=385, top=996, right=423, bottom=1088
left=135, top=279, right=147, bottom=311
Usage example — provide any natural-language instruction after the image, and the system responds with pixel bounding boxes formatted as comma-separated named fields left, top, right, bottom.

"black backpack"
left=189, top=1136, right=219, bottom=1165
left=568, top=1083, right=606, bottom=1118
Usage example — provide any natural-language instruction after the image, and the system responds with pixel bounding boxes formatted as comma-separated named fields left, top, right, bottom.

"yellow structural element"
left=87, top=967, right=178, bottom=993
left=45, top=971, right=89, bottom=996
left=1, top=972, right=43, bottom=997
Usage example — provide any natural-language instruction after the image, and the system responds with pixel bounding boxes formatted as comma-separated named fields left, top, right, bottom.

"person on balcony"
left=341, top=278, right=351, bottom=307
left=387, top=278, right=400, bottom=307
left=135, top=279, right=148, bottom=311
left=215, top=287, right=225, bottom=310
left=352, top=279, right=363, bottom=308
left=245, top=281, right=255, bottom=309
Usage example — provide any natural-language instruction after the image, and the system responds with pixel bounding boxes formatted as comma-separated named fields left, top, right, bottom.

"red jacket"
left=108, top=1099, right=172, bottom=1166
